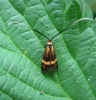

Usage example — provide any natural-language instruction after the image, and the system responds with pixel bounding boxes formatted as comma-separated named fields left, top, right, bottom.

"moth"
left=33, top=18, right=92, bottom=73
left=33, top=27, right=68, bottom=73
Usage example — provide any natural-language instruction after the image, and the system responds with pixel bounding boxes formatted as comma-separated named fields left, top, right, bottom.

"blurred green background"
left=65, top=0, right=96, bottom=18
left=85, top=0, right=96, bottom=18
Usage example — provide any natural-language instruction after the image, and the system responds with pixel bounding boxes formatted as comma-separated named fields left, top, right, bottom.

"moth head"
left=47, top=40, right=52, bottom=45
left=47, top=40, right=53, bottom=49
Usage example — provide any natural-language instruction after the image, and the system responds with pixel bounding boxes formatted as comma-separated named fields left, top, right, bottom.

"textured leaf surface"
left=0, top=0, right=96, bottom=100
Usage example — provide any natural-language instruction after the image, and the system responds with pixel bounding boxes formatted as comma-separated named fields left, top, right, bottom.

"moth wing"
left=50, top=46, right=58, bottom=71
left=41, top=46, right=50, bottom=73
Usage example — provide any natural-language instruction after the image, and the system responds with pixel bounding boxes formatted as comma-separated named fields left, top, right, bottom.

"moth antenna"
left=33, top=29, right=49, bottom=40
left=51, top=18, right=93, bottom=40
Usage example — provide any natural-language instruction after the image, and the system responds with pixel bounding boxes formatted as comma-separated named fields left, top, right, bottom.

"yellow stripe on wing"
left=42, top=59, right=50, bottom=65
left=42, top=58, right=57, bottom=65
left=51, top=58, right=57, bottom=65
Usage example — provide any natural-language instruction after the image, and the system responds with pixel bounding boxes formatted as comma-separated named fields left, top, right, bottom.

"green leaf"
left=0, top=0, right=96, bottom=100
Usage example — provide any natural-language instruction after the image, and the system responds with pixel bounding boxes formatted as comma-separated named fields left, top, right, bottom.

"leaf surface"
left=0, top=0, right=96, bottom=100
